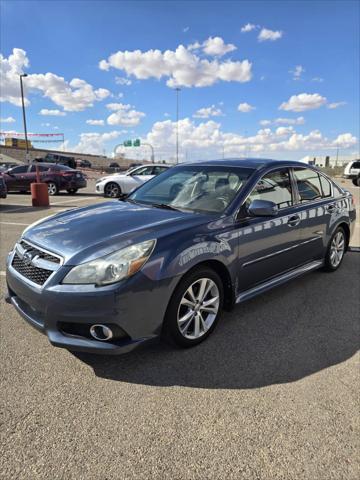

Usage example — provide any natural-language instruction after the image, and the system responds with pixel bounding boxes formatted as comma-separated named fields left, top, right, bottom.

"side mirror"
left=248, top=199, right=278, bottom=217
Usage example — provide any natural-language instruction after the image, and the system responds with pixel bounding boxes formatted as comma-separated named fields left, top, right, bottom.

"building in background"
left=301, top=154, right=360, bottom=168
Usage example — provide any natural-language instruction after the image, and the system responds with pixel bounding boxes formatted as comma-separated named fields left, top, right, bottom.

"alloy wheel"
left=177, top=278, right=220, bottom=340
left=330, top=231, right=345, bottom=268
left=47, top=183, right=57, bottom=195
left=105, top=182, right=120, bottom=198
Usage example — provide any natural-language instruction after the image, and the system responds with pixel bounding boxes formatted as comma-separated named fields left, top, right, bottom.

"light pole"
left=175, top=87, right=181, bottom=164
left=20, top=73, right=29, bottom=163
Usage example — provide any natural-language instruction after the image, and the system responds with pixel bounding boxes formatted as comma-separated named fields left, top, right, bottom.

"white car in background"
left=343, top=160, right=360, bottom=185
left=96, top=164, right=171, bottom=197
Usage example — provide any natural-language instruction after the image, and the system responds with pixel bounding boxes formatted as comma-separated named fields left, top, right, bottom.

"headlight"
left=62, top=240, right=156, bottom=286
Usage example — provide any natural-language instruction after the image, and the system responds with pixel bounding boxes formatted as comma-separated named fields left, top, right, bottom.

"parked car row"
left=0, top=163, right=87, bottom=195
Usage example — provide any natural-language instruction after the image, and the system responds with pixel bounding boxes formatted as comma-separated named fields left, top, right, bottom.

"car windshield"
left=129, top=165, right=254, bottom=214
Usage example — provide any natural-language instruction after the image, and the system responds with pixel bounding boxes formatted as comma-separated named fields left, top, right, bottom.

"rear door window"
left=293, top=168, right=323, bottom=202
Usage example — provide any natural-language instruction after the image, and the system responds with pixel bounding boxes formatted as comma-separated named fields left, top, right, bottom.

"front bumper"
left=6, top=255, right=176, bottom=354
left=95, top=182, right=105, bottom=194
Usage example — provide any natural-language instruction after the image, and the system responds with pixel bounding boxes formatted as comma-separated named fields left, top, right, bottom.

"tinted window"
left=351, top=161, right=360, bottom=169
left=247, top=169, right=293, bottom=209
left=319, top=175, right=332, bottom=197
left=8, top=165, right=28, bottom=174
left=132, top=166, right=153, bottom=176
left=293, top=168, right=322, bottom=202
left=29, top=165, right=50, bottom=172
left=152, top=166, right=168, bottom=175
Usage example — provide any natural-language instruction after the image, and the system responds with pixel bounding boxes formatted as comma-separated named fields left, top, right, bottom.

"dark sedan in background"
left=2, top=162, right=87, bottom=195
left=6, top=159, right=356, bottom=354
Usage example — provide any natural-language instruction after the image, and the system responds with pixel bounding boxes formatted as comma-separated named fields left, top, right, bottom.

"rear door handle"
left=287, top=215, right=301, bottom=227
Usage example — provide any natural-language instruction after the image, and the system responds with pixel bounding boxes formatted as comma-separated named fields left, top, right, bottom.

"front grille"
left=12, top=253, right=53, bottom=286
left=19, top=240, right=60, bottom=264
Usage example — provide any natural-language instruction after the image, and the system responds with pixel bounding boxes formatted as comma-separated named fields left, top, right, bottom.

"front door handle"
left=287, top=215, right=301, bottom=227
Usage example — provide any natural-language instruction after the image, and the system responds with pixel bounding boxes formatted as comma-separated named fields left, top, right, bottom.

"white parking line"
left=0, top=221, right=30, bottom=226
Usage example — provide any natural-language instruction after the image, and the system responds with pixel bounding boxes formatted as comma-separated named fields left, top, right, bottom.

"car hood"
left=22, top=201, right=210, bottom=264
left=98, top=173, right=127, bottom=182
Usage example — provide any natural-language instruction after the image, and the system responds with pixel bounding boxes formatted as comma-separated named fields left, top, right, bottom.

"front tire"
left=323, top=226, right=346, bottom=272
left=104, top=182, right=121, bottom=198
left=47, top=182, right=59, bottom=196
left=163, top=267, right=224, bottom=348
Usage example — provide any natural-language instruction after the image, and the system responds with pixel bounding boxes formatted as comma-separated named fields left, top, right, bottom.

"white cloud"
left=86, top=119, right=105, bottom=126
left=99, top=42, right=252, bottom=87
left=72, top=130, right=125, bottom=155
left=183, top=26, right=190, bottom=33
left=0, top=116, right=16, bottom=123
left=327, top=101, right=347, bottom=109
left=279, top=93, right=327, bottom=112
left=290, top=65, right=305, bottom=80
left=260, top=116, right=305, bottom=126
left=241, top=23, right=256, bottom=33
left=259, top=120, right=272, bottom=126
left=106, top=103, right=145, bottom=126
left=39, top=108, right=66, bottom=116
left=238, top=102, right=255, bottom=113
left=0, top=48, right=30, bottom=106
left=193, top=105, right=223, bottom=118
left=258, top=28, right=283, bottom=42
left=1, top=48, right=110, bottom=111
left=115, top=76, right=132, bottom=86
left=311, top=77, right=324, bottom=83
left=142, top=117, right=357, bottom=159
left=202, top=37, right=236, bottom=56
left=333, top=133, right=357, bottom=148
left=41, top=122, right=51, bottom=127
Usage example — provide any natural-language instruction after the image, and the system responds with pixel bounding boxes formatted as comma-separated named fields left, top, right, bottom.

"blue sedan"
left=5, top=159, right=356, bottom=354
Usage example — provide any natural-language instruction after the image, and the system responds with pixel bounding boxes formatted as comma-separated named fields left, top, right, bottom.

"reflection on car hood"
left=23, top=201, right=208, bottom=264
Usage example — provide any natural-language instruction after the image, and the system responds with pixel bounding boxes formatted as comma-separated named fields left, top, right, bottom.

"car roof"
left=132, top=163, right=170, bottom=168
left=180, top=158, right=308, bottom=170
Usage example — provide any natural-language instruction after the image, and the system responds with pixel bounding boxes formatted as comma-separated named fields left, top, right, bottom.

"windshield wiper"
left=150, top=203, right=181, bottom=211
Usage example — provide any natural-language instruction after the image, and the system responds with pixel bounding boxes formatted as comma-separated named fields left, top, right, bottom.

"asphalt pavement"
left=0, top=179, right=359, bottom=480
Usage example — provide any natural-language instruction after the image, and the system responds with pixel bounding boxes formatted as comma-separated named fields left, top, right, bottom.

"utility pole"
left=175, top=87, right=181, bottom=164
left=20, top=73, right=29, bottom=163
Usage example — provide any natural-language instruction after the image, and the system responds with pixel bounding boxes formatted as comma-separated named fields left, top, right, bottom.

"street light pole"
left=175, top=87, right=181, bottom=164
left=20, top=73, right=29, bottom=163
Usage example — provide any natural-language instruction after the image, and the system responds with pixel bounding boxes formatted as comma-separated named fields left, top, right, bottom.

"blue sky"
left=0, top=0, right=359, bottom=161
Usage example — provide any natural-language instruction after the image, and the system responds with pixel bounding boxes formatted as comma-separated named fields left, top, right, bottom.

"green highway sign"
left=123, top=139, right=141, bottom=147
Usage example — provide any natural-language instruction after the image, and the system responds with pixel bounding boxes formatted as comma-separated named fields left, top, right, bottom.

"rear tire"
left=323, top=226, right=346, bottom=272
left=162, top=267, right=224, bottom=348
left=47, top=182, right=58, bottom=196
left=104, top=182, right=121, bottom=198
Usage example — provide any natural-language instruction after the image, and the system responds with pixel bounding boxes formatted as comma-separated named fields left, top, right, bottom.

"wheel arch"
left=172, top=259, right=235, bottom=311
left=337, top=222, right=350, bottom=251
